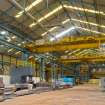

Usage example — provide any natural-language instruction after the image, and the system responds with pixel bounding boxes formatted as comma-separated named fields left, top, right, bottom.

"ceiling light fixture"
left=50, top=26, right=105, bottom=41
left=0, top=45, right=4, bottom=47
left=61, top=18, right=105, bottom=29
left=17, top=43, right=21, bottom=46
left=79, top=49, right=97, bottom=56
left=41, top=32, right=48, bottom=36
left=41, top=17, right=105, bottom=37
left=8, top=48, right=13, bottom=52
left=68, top=49, right=81, bottom=55
left=64, top=5, right=105, bottom=16
left=29, top=5, right=63, bottom=27
left=29, top=4, right=105, bottom=28
left=71, top=18, right=105, bottom=29
left=65, top=50, right=69, bottom=53
left=15, top=51, right=21, bottom=55
left=41, top=27, right=57, bottom=36
left=49, top=27, right=57, bottom=32
left=7, top=38, right=11, bottom=42
left=29, top=56, right=34, bottom=59
left=77, top=26, right=105, bottom=35
left=0, top=31, right=7, bottom=35
left=62, top=19, right=70, bottom=24
left=75, top=49, right=88, bottom=56
left=22, top=41, right=25, bottom=44
left=15, top=0, right=43, bottom=18
left=41, top=19, right=70, bottom=36
left=12, top=36, right=16, bottom=39
left=50, top=26, right=76, bottom=41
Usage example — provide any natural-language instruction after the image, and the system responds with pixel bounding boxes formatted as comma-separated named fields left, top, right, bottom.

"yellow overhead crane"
left=60, top=56, right=105, bottom=63
left=26, top=36, right=105, bottom=53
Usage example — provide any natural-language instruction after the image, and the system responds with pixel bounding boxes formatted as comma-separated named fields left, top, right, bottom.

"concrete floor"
left=1, top=84, right=105, bottom=105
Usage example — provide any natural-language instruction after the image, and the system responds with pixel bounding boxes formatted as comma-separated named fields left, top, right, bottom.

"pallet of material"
left=3, top=85, right=15, bottom=100
left=0, top=88, right=4, bottom=102
left=88, top=79, right=99, bottom=84
left=0, top=95, right=4, bottom=102
left=15, top=87, right=51, bottom=96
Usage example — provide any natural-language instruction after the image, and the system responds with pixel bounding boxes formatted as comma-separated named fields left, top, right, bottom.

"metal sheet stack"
left=3, top=86, right=15, bottom=100
left=0, top=88, right=4, bottom=102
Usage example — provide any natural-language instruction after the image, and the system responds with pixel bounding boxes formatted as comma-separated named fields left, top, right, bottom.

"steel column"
left=39, top=57, right=45, bottom=81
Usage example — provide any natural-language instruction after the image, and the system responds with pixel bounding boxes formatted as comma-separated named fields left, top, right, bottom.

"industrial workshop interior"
left=1, top=0, right=105, bottom=105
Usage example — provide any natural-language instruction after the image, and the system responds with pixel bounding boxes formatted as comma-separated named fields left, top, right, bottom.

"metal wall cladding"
left=10, top=66, right=35, bottom=84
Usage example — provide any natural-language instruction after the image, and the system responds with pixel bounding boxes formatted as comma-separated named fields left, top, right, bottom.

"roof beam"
left=0, top=23, right=33, bottom=41
left=0, top=35, right=29, bottom=53
left=0, top=9, right=38, bottom=41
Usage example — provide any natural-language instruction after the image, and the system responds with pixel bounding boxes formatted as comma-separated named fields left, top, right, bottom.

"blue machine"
left=10, top=66, right=34, bottom=84
left=62, top=77, right=74, bottom=86
left=57, top=76, right=75, bottom=87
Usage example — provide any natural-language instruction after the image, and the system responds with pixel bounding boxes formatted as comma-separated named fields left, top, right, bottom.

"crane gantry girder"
left=27, top=41, right=100, bottom=53
left=59, top=36, right=105, bottom=43
left=27, top=43, right=99, bottom=53
left=26, top=36, right=105, bottom=53
left=60, top=56, right=105, bottom=63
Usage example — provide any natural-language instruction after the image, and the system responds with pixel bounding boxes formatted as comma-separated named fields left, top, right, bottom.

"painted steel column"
left=61, top=64, right=64, bottom=78
left=51, top=62, right=54, bottom=82
left=22, top=53, right=29, bottom=67
left=39, top=57, right=45, bottom=82
left=1, top=55, right=4, bottom=72
left=51, top=62, right=56, bottom=82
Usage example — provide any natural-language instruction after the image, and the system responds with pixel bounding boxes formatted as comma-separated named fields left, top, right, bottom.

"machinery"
left=10, top=66, right=35, bottom=91
left=99, top=77, right=105, bottom=91
left=0, top=78, right=4, bottom=101
left=52, top=76, right=75, bottom=89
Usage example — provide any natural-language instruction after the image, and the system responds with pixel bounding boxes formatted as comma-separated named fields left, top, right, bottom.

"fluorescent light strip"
left=76, top=49, right=97, bottom=56
left=8, top=48, right=13, bottom=52
left=61, top=19, right=105, bottom=35
left=15, top=51, right=21, bottom=55
left=77, top=26, right=105, bottom=35
left=41, top=19, right=70, bottom=36
left=29, top=4, right=105, bottom=28
left=22, top=41, right=25, bottom=44
left=17, top=43, right=21, bottom=46
left=62, top=19, right=105, bottom=35
left=41, top=27, right=57, bottom=36
left=72, top=19, right=105, bottom=29
left=0, top=45, right=4, bottom=47
left=29, top=56, right=34, bottom=59
left=50, top=26, right=75, bottom=41
left=61, top=18, right=105, bottom=29
left=42, top=19, right=105, bottom=40
left=64, top=5, right=105, bottom=15
left=12, top=36, right=16, bottom=39
left=50, top=25, right=105, bottom=41
left=65, top=50, right=69, bottom=53
left=7, top=38, right=11, bottom=42
left=62, top=19, right=70, bottom=24
left=29, top=5, right=63, bottom=27
left=79, top=51, right=90, bottom=56
left=79, top=50, right=98, bottom=56
left=76, top=49, right=88, bottom=55
left=41, top=18, right=105, bottom=36
left=0, top=31, right=7, bottom=35
left=41, top=32, right=48, bottom=36
left=49, top=27, right=57, bottom=32
left=68, top=49, right=81, bottom=55
left=15, top=0, right=43, bottom=18
left=55, top=27, right=75, bottom=38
